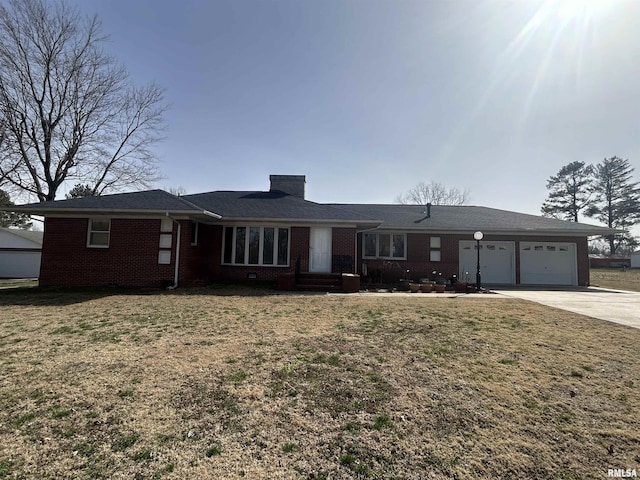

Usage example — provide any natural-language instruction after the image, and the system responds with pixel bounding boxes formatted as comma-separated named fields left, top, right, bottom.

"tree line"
left=541, top=156, right=640, bottom=255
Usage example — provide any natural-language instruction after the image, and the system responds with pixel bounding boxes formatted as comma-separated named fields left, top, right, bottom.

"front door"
left=309, top=227, right=332, bottom=273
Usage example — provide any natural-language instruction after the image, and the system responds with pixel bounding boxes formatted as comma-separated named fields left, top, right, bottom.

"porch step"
left=295, top=273, right=342, bottom=291
left=296, top=284, right=343, bottom=292
left=277, top=272, right=359, bottom=293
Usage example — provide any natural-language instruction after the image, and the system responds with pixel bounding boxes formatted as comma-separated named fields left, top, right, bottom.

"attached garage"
left=520, top=242, right=577, bottom=286
left=459, top=241, right=515, bottom=284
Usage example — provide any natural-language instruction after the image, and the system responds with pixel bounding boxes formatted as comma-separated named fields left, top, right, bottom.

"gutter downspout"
left=166, top=214, right=181, bottom=289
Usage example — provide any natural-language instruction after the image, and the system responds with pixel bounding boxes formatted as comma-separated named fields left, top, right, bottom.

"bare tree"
left=395, top=181, right=470, bottom=205
left=164, top=185, right=187, bottom=196
left=0, top=0, right=167, bottom=202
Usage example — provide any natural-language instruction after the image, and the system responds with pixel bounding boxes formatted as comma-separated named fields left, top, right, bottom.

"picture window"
left=223, top=226, right=290, bottom=266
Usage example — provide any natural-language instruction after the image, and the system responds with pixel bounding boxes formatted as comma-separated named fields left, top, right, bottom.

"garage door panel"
left=0, top=251, right=41, bottom=278
left=459, top=241, right=515, bottom=284
left=520, top=242, right=576, bottom=286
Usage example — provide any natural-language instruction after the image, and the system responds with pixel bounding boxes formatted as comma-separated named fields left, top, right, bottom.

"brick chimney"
left=269, top=175, right=306, bottom=199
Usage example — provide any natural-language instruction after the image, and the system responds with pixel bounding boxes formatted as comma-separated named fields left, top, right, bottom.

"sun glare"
left=542, top=0, right=618, bottom=24
left=550, top=0, right=596, bottom=20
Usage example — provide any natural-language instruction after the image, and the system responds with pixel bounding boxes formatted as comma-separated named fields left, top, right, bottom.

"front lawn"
left=591, top=267, right=640, bottom=292
left=0, top=287, right=638, bottom=479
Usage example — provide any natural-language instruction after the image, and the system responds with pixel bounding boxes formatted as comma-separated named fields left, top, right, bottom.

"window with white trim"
left=429, top=236, right=441, bottom=262
left=87, top=219, right=110, bottom=248
left=159, top=234, right=172, bottom=248
left=222, top=226, right=290, bottom=266
left=160, top=218, right=173, bottom=233
left=158, top=250, right=171, bottom=264
left=363, top=233, right=406, bottom=259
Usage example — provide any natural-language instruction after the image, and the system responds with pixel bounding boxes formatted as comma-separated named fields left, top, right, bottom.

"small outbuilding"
left=632, top=251, right=640, bottom=269
left=0, top=227, right=43, bottom=278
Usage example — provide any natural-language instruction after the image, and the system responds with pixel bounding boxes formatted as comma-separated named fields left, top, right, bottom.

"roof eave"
left=370, top=226, right=621, bottom=236
left=2, top=207, right=221, bottom=219
left=219, top=216, right=381, bottom=225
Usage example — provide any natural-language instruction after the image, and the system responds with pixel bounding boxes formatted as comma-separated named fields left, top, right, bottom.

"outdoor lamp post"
left=474, top=231, right=483, bottom=291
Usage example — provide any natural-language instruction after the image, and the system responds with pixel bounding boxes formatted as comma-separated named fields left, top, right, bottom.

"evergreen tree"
left=0, top=189, right=32, bottom=229
left=66, top=184, right=95, bottom=199
left=541, top=161, right=593, bottom=221
left=585, top=156, right=640, bottom=254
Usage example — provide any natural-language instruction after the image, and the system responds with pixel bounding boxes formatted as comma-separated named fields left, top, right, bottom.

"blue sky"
left=67, top=0, right=639, bottom=223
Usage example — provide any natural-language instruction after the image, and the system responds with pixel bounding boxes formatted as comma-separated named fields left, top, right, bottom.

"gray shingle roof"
left=182, top=191, right=378, bottom=223
left=2, top=188, right=617, bottom=235
left=328, top=204, right=616, bottom=235
left=6, top=190, right=204, bottom=214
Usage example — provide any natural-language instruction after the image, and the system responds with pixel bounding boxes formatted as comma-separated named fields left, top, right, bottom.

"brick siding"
left=40, top=217, right=176, bottom=287
left=39, top=218, right=590, bottom=288
left=331, top=227, right=356, bottom=273
left=357, top=233, right=590, bottom=286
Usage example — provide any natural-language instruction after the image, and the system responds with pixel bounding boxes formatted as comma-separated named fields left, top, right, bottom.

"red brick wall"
left=41, top=219, right=588, bottom=288
left=40, top=220, right=325, bottom=287
left=357, top=232, right=590, bottom=286
left=40, top=217, right=177, bottom=287
left=332, top=227, right=356, bottom=273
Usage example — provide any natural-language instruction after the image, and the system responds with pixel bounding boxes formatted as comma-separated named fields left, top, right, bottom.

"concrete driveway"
left=494, top=287, right=640, bottom=330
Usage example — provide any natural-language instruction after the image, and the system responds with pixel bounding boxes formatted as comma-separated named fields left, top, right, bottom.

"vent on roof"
left=415, top=203, right=432, bottom=223
left=269, top=175, right=306, bottom=199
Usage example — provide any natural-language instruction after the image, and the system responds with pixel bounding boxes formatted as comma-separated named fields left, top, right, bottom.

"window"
left=248, top=227, right=260, bottom=264
left=234, top=227, right=246, bottom=264
left=87, top=219, right=110, bottom=248
left=364, top=234, right=377, bottom=257
left=190, top=222, right=199, bottom=246
left=362, top=233, right=406, bottom=259
left=159, top=234, right=172, bottom=248
left=223, top=227, right=233, bottom=264
left=263, top=228, right=274, bottom=264
left=158, top=250, right=171, bottom=264
left=223, top=226, right=290, bottom=266
left=158, top=218, right=173, bottom=264
left=429, top=236, right=441, bottom=262
left=160, top=218, right=173, bottom=233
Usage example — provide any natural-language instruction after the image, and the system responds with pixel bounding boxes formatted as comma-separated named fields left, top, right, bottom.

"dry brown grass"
left=0, top=286, right=639, bottom=479
left=591, top=268, right=640, bottom=292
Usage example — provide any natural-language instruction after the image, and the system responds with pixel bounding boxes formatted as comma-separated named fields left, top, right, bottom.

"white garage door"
left=459, top=241, right=515, bottom=284
left=520, top=242, right=577, bottom=285
left=0, top=251, right=41, bottom=278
